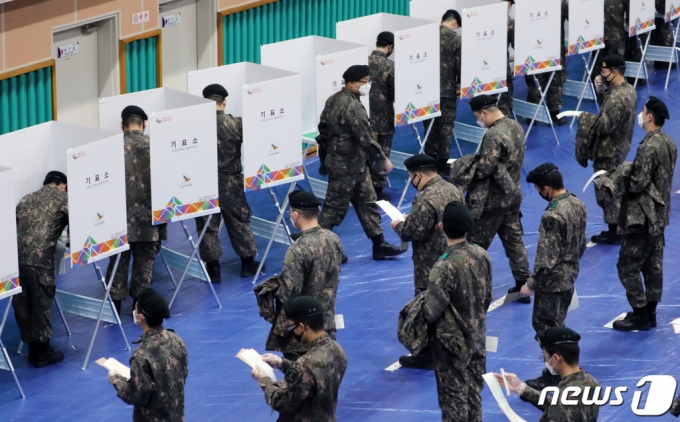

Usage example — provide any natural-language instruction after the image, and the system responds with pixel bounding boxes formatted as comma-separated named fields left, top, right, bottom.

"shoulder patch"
left=542, top=217, right=556, bottom=232
left=439, top=252, right=449, bottom=260
left=284, top=367, right=301, bottom=384
left=549, top=201, right=557, bottom=209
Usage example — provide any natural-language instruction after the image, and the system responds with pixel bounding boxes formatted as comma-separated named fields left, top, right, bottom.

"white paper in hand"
left=556, top=110, right=583, bottom=119
left=376, top=200, right=405, bottom=221
left=96, top=357, right=131, bottom=380
left=236, top=348, right=277, bottom=381
left=500, top=368, right=511, bottom=396
left=568, top=289, right=579, bottom=312
left=335, top=314, right=345, bottom=329
left=482, top=373, right=527, bottom=422
left=583, top=170, right=608, bottom=192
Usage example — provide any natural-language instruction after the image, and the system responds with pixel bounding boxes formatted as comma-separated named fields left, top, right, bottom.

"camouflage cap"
left=284, top=296, right=324, bottom=321
left=203, top=83, right=229, bottom=99
left=537, top=326, right=581, bottom=347
left=645, top=96, right=670, bottom=120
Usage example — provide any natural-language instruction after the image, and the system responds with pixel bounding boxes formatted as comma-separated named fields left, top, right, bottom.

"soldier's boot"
left=507, top=280, right=531, bottom=304
left=399, top=343, right=433, bottom=370
left=240, top=256, right=265, bottom=278
left=647, top=301, right=658, bottom=328
left=341, top=255, right=348, bottom=264
left=549, top=111, right=567, bottom=126
left=33, top=341, right=64, bottom=368
left=112, top=300, right=122, bottom=316
left=613, top=307, right=651, bottom=331
left=526, top=368, right=561, bottom=390
left=205, top=260, right=221, bottom=283
left=436, top=158, right=451, bottom=179
left=374, top=187, right=390, bottom=202
left=371, top=235, right=408, bottom=260
left=591, top=224, right=622, bottom=245
left=28, top=342, right=39, bottom=364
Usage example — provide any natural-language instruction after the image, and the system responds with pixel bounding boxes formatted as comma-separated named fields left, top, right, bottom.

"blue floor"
left=3, top=56, right=680, bottom=421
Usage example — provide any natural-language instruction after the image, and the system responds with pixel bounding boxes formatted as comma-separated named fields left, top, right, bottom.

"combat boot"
left=28, top=341, right=39, bottom=364
left=550, top=111, right=567, bottom=126
left=205, top=260, right=221, bottom=283
left=591, top=225, right=622, bottom=245
left=241, top=257, right=265, bottom=277
left=525, top=368, right=561, bottom=390
left=399, top=344, right=434, bottom=371
left=372, top=242, right=408, bottom=260
left=646, top=301, right=658, bottom=328
left=341, top=254, right=348, bottom=264
left=112, top=300, right=122, bottom=316
left=33, top=341, right=64, bottom=368
left=613, top=307, right=651, bottom=331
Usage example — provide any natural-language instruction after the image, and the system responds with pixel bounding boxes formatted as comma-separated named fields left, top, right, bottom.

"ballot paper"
left=486, top=336, right=499, bottom=353
left=376, top=200, right=405, bottom=222
left=500, top=368, right=511, bottom=396
left=556, top=110, right=584, bottom=119
left=236, top=348, right=277, bottom=381
left=482, top=373, right=527, bottom=422
left=447, top=158, right=458, bottom=164
left=96, top=357, right=131, bottom=380
left=335, top=314, right=345, bottom=329
left=583, top=170, right=608, bottom=193
left=568, top=290, right=579, bottom=312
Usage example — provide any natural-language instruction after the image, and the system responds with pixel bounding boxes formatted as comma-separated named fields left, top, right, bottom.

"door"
left=160, top=0, right=198, bottom=92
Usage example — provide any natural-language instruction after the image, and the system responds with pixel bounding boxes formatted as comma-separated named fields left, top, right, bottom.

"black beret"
left=537, top=326, right=581, bottom=348
left=203, top=83, right=228, bottom=99
left=43, top=170, right=67, bottom=186
left=289, top=190, right=321, bottom=210
left=137, top=288, right=170, bottom=323
left=284, top=296, right=324, bottom=321
left=469, top=94, right=497, bottom=112
left=600, top=55, right=626, bottom=69
left=121, top=105, right=148, bottom=121
left=442, top=201, right=475, bottom=234
left=502, top=0, right=515, bottom=4
left=526, top=163, right=559, bottom=185
left=645, top=96, right=670, bottom=120
left=404, top=154, right=438, bottom=171
left=342, top=65, right=370, bottom=83
left=377, top=31, right=394, bottom=45
left=442, top=10, right=462, bottom=26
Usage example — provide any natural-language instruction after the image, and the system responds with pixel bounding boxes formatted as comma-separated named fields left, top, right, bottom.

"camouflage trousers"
left=434, top=353, right=485, bottom=422
left=593, top=158, right=623, bottom=225
left=468, top=206, right=530, bottom=283
left=370, top=134, right=394, bottom=189
left=425, top=97, right=457, bottom=160
left=13, top=265, right=55, bottom=343
left=319, top=171, right=383, bottom=239
left=525, top=67, right=566, bottom=112
left=617, top=233, right=664, bottom=308
left=196, top=173, right=257, bottom=261
left=651, top=19, right=673, bottom=47
left=414, top=256, right=439, bottom=296
left=107, top=240, right=161, bottom=301
left=532, top=287, right=574, bottom=333
left=498, top=71, right=514, bottom=117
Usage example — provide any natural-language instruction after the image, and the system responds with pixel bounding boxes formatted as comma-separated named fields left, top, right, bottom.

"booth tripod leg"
left=82, top=253, right=121, bottom=370
left=93, top=263, right=130, bottom=350
left=570, top=50, right=601, bottom=128
left=397, top=121, right=434, bottom=209
left=267, top=186, right=295, bottom=240
left=158, top=249, right=179, bottom=289
left=251, top=182, right=297, bottom=285
left=179, top=220, right=221, bottom=308
left=665, top=21, right=680, bottom=89
left=633, top=35, right=651, bottom=92
left=525, top=72, right=559, bottom=146
left=0, top=297, right=24, bottom=398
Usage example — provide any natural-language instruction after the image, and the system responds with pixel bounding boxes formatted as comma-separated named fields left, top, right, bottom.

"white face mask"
left=133, top=310, right=142, bottom=327
left=544, top=355, right=558, bottom=376
left=358, top=82, right=371, bottom=97
left=476, top=114, right=487, bottom=128
left=637, top=112, right=645, bottom=128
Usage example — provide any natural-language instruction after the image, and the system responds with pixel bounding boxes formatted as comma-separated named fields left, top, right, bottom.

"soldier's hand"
left=107, top=369, right=120, bottom=384
left=261, top=353, right=283, bottom=369
left=390, top=219, right=401, bottom=231
left=493, top=372, right=526, bottom=394
left=520, top=283, right=533, bottom=296
left=594, top=75, right=604, bottom=93
left=251, top=365, right=269, bottom=381
left=383, top=159, right=394, bottom=174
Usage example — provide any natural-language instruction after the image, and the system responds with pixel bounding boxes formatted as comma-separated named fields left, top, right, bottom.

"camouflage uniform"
left=317, top=87, right=387, bottom=237
left=592, top=81, right=637, bottom=224
left=652, top=0, right=674, bottom=51
left=525, top=0, right=568, bottom=113
left=528, top=192, right=587, bottom=332
left=258, top=333, right=347, bottom=421
left=467, top=117, right=530, bottom=285
left=593, top=0, right=628, bottom=80
left=107, top=130, right=167, bottom=301
left=369, top=50, right=395, bottom=189
left=425, top=25, right=461, bottom=161
left=520, top=370, right=601, bottom=421
left=394, top=176, right=464, bottom=295
left=13, top=185, right=68, bottom=343
left=266, top=226, right=343, bottom=353
left=110, top=327, right=188, bottom=422
left=423, top=241, right=492, bottom=422
left=499, top=16, right=515, bottom=117
left=195, top=111, right=257, bottom=261
left=617, top=128, right=677, bottom=308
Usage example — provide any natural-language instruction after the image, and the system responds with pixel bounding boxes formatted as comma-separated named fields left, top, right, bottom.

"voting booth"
left=0, top=168, right=23, bottom=397
left=188, top=62, right=304, bottom=283
left=99, top=88, right=222, bottom=309
left=260, top=36, right=368, bottom=202
left=336, top=13, right=440, bottom=206
left=627, top=0, right=657, bottom=88
left=0, top=121, right=130, bottom=371
left=641, top=0, right=680, bottom=91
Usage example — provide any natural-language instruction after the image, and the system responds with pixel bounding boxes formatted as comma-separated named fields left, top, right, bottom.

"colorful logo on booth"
left=416, top=84, right=423, bottom=90
left=94, top=212, right=105, bottom=225
left=96, top=212, right=104, bottom=220
left=247, top=90, right=253, bottom=94
left=467, top=11, right=478, bottom=17
left=156, top=116, right=173, bottom=124
left=72, top=151, right=87, bottom=160
left=483, top=60, right=489, bottom=66
left=586, top=20, right=590, bottom=25
left=270, top=143, right=279, bottom=150
left=156, top=118, right=162, bottom=123
left=399, top=34, right=410, bottom=40
left=247, top=88, right=262, bottom=95
left=536, top=39, right=543, bottom=45
left=182, top=174, right=191, bottom=182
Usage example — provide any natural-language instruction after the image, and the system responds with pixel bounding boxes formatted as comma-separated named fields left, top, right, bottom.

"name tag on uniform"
left=335, top=314, right=345, bottom=329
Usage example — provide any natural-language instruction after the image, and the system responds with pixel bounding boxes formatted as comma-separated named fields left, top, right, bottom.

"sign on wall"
left=67, top=135, right=129, bottom=267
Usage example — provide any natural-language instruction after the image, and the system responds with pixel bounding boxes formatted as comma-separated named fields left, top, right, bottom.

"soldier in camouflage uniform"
left=317, top=65, right=405, bottom=261
left=266, top=190, right=343, bottom=358
left=13, top=171, right=68, bottom=368
left=423, top=201, right=492, bottom=422
left=107, top=106, right=167, bottom=314
left=466, top=95, right=531, bottom=304
left=590, top=55, right=637, bottom=244
left=520, top=164, right=587, bottom=390
left=253, top=297, right=347, bottom=421
left=195, top=84, right=261, bottom=282
left=369, top=31, right=396, bottom=201
left=613, top=97, right=677, bottom=331
left=524, top=0, right=569, bottom=125
left=392, top=155, right=463, bottom=370
left=425, top=10, right=462, bottom=176
left=108, top=288, right=188, bottom=422
left=593, top=0, right=627, bottom=99
left=496, top=327, right=601, bottom=421
left=499, top=0, right=515, bottom=117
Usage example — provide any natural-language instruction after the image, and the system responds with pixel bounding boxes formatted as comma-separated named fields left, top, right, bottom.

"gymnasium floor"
left=2, top=56, right=680, bottom=421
